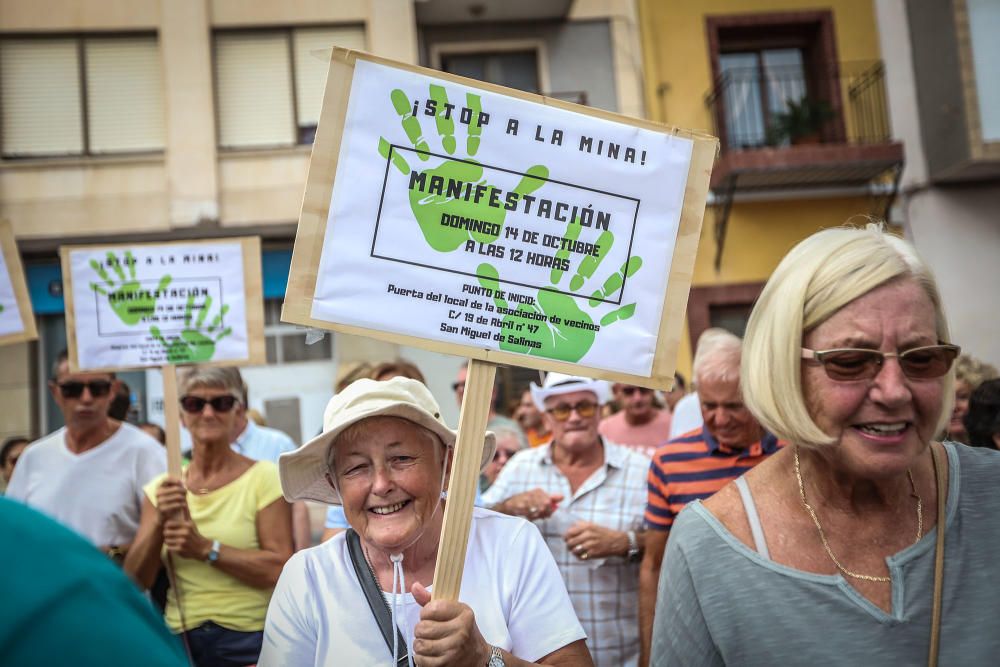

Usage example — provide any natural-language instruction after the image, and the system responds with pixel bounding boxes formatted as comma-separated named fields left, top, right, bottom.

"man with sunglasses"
left=482, top=373, right=650, bottom=667
left=638, top=330, right=780, bottom=667
left=7, top=351, right=165, bottom=561
left=599, top=383, right=673, bottom=458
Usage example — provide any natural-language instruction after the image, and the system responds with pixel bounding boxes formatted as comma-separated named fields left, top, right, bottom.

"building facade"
left=876, top=0, right=1000, bottom=366
left=638, top=0, right=901, bottom=371
left=0, top=0, right=645, bottom=440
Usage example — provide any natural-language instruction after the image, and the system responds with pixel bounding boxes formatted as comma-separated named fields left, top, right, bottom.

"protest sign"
left=283, top=49, right=717, bottom=601
left=62, top=237, right=266, bottom=476
left=62, top=238, right=265, bottom=373
left=0, top=220, right=38, bottom=346
left=283, top=49, right=716, bottom=389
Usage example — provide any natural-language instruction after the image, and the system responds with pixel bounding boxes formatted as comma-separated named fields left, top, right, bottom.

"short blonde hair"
left=955, top=354, right=998, bottom=391
left=741, top=224, right=955, bottom=449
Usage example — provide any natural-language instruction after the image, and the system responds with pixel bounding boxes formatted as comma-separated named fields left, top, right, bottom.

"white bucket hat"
left=530, top=372, right=611, bottom=411
left=279, top=376, right=496, bottom=505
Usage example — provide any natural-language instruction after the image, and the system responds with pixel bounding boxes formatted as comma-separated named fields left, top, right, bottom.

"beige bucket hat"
left=278, top=376, right=496, bottom=505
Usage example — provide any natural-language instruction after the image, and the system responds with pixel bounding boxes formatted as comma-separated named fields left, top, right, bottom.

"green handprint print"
left=90, top=251, right=171, bottom=326
left=378, top=84, right=549, bottom=253
left=150, top=294, right=232, bottom=364
left=477, top=217, right=642, bottom=363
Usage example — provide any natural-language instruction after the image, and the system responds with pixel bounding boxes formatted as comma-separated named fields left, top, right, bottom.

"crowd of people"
left=3, top=224, right=1000, bottom=666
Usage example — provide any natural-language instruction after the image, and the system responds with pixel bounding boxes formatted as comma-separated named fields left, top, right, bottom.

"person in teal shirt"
left=0, top=497, right=187, bottom=666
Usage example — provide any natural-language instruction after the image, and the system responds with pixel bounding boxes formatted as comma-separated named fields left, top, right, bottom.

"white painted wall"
left=877, top=0, right=1000, bottom=368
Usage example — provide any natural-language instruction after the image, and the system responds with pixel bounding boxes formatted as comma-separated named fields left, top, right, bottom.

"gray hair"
left=692, top=328, right=742, bottom=386
left=177, top=365, right=244, bottom=398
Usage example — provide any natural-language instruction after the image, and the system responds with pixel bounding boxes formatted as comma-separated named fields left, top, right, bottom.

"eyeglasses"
left=801, top=344, right=960, bottom=382
left=452, top=381, right=465, bottom=393
left=546, top=400, right=599, bottom=421
left=179, top=395, right=240, bottom=414
left=620, top=386, right=653, bottom=396
left=56, top=380, right=113, bottom=399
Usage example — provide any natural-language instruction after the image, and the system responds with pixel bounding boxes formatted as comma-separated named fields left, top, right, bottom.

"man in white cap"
left=482, top=373, right=650, bottom=667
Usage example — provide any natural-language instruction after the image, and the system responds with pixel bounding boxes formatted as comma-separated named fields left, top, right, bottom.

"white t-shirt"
left=6, top=423, right=166, bottom=546
left=668, top=392, right=703, bottom=439
left=260, top=507, right=586, bottom=666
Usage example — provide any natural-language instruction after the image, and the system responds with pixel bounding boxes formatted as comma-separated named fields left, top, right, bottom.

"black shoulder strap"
left=346, top=528, right=409, bottom=666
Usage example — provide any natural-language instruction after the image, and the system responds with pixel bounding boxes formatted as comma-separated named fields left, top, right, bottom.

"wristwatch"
left=206, top=539, right=221, bottom=565
left=486, top=645, right=505, bottom=667
left=626, top=530, right=641, bottom=562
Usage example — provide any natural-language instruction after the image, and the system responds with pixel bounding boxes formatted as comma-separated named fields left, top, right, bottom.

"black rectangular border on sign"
left=369, top=145, right=642, bottom=307
left=93, top=276, right=226, bottom=338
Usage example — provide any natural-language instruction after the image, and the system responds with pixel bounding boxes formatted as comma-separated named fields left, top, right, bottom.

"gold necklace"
left=794, top=445, right=922, bottom=583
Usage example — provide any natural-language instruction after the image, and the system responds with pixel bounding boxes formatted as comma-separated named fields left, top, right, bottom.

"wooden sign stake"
left=162, top=364, right=183, bottom=478
left=431, top=358, right=497, bottom=601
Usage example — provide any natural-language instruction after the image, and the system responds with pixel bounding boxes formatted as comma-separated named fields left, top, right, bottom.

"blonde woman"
left=651, top=225, right=1000, bottom=665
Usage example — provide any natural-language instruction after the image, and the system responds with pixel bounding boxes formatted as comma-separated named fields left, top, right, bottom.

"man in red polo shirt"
left=637, top=329, right=782, bottom=667
left=599, top=382, right=672, bottom=458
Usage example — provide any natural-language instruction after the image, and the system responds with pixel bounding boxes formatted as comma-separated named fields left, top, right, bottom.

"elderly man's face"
left=513, top=390, right=543, bottom=431
left=333, top=416, right=449, bottom=554
left=544, top=390, right=602, bottom=452
left=49, top=361, right=117, bottom=433
left=698, top=375, right=761, bottom=449
left=614, top=384, right=656, bottom=420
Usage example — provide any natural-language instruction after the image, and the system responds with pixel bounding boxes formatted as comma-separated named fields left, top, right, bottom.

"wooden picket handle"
left=431, top=358, right=497, bottom=601
left=162, top=365, right=183, bottom=478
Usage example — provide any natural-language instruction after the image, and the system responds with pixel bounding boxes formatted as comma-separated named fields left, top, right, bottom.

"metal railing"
left=705, top=60, right=891, bottom=152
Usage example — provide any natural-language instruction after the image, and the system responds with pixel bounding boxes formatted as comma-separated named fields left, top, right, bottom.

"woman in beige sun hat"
left=260, top=376, right=592, bottom=667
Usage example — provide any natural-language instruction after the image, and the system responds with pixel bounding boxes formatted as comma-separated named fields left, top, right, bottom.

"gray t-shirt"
left=651, top=442, right=1000, bottom=666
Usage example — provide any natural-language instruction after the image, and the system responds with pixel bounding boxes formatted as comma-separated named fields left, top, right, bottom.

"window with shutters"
left=0, top=35, right=164, bottom=158
left=213, top=26, right=365, bottom=149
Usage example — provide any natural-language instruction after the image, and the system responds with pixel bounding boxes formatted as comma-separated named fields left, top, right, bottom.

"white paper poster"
left=0, top=248, right=25, bottom=337
left=310, top=59, right=694, bottom=376
left=67, top=242, right=251, bottom=370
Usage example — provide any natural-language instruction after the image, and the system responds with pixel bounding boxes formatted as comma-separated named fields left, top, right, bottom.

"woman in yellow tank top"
left=125, top=366, right=293, bottom=667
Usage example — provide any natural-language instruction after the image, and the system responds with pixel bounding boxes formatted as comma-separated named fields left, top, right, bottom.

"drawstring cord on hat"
left=389, top=552, right=414, bottom=667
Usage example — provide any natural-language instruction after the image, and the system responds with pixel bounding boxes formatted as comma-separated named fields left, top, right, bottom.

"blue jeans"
left=180, top=621, right=263, bottom=667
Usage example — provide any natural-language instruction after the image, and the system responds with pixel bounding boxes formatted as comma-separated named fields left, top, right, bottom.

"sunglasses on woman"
left=801, top=344, right=960, bottom=382
left=57, top=380, right=113, bottom=399
left=546, top=400, right=599, bottom=421
left=179, top=395, right=240, bottom=414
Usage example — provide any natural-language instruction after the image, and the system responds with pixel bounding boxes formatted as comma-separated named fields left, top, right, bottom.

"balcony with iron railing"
left=705, top=60, right=903, bottom=192
left=703, top=59, right=904, bottom=269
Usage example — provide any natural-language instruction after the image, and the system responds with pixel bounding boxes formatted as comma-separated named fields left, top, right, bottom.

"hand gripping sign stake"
left=431, top=358, right=496, bottom=601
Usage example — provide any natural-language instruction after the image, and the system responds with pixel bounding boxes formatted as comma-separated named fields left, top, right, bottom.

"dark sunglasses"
left=179, top=395, right=240, bottom=414
left=801, top=344, right=960, bottom=382
left=621, top=386, right=653, bottom=396
left=57, top=380, right=113, bottom=399
left=492, top=448, right=519, bottom=462
left=547, top=400, right=599, bottom=421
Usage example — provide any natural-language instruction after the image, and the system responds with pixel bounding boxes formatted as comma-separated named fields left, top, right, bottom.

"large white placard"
left=0, top=248, right=25, bottom=337
left=309, top=59, right=694, bottom=377
left=66, top=241, right=254, bottom=370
